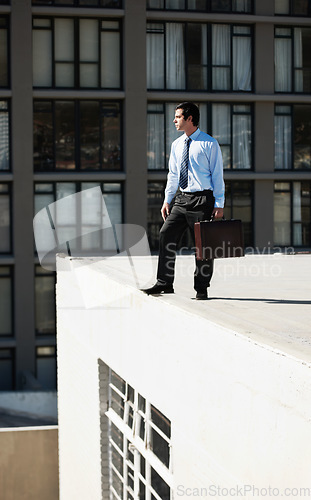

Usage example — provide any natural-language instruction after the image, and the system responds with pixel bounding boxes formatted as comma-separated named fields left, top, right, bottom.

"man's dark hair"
left=175, top=102, right=200, bottom=127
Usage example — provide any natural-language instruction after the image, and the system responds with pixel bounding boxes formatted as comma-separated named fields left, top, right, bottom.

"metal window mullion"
left=74, top=100, right=80, bottom=171
left=106, top=409, right=173, bottom=487
left=110, top=382, right=126, bottom=399
left=123, top=435, right=128, bottom=500
left=97, top=19, right=101, bottom=88
left=145, top=458, right=151, bottom=500
left=148, top=420, right=170, bottom=444
left=133, top=447, right=140, bottom=500
left=75, top=18, right=80, bottom=89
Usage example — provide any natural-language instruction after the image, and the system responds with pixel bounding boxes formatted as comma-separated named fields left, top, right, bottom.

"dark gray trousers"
left=156, top=190, right=215, bottom=292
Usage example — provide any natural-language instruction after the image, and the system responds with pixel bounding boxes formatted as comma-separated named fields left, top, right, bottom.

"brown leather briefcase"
left=194, top=219, right=244, bottom=260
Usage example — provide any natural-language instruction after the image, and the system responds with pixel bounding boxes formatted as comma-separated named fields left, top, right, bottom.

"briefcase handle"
left=209, top=214, right=226, bottom=222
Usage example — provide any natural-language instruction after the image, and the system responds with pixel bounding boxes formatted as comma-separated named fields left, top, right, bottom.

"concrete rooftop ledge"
left=58, top=253, right=311, bottom=363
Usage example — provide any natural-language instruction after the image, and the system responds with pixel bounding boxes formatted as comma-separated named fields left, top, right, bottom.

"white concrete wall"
left=0, top=391, right=57, bottom=420
left=56, top=255, right=311, bottom=500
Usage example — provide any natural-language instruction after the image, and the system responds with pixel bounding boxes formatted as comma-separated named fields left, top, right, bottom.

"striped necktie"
left=179, top=137, right=191, bottom=190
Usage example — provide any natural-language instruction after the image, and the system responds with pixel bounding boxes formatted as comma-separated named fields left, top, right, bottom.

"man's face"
left=173, top=109, right=191, bottom=132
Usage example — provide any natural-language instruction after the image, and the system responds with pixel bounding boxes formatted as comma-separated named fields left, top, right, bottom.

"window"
left=212, top=103, right=252, bottom=169
left=99, top=361, right=172, bottom=500
left=33, top=0, right=121, bottom=6
left=34, top=100, right=121, bottom=171
left=0, top=17, right=9, bottom=88
left=147, top=102, right=253, bottom=170
left=0, top=267, right=13, bottom=337
left=148, top=182, right=166, bottom=251
left=33, top=18, right=121, bottom=89
left=147, top=0, right=253, bottom=13
left=36, top=346, right=57, bottom=390
left=274, top=181, right=311, bottom=246
left=225, top=181, right=253, bottom=246
left=275, top=0, right=311, bottom=16
left=0, top=349, right=14, bottom=390
left=0, top=184, right=11, bottom=253
left=147, top=23, right=252, bottom=91
left=35, top=266, right=56, bottom=336
left=275, top=104, right=311, bottom=170
left=0, top=101, right=10, bottom=170
left=34, top=182, right=123, bottom=257
left=275, top=26, right=311, bottom=93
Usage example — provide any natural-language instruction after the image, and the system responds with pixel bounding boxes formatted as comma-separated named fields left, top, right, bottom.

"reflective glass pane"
left=0, top=28, right=8, bottom=86
left=147, top=110, right=165, bottom=170
left=274, top=190, right=291, bottom=245
left=293, top=0, right=309, bottom=16
left=35, top=274, right=56, bottom=334
left=294, top=105, right=311, bottom=170
left=101, top=103, right=121, bottom=170
left=80, top=64, right=98, bottom=88
left=275, top=0, right=289, bottom=14
left=0, top=273, right=12, bottom=335
left=55, top=19, right=74, bottom=62
left=0, top=192, right=10, bottom=252
left=80, top=101, right=100, bottom=170
left=37, top=355, right=56, bottom=390
left=211, top=0, right=230, bottom=11
left=0, top=107, right=9, bottom=170
left=33, top=30, right=52, bottom=87
left=147, top=27, right=164, bottom=89
left=151, top=467, right=170, bottom=500
left=80, top=19, right=98, bottom=62
left=0, top=353, right=13, bottom=390
left=55, top=63, right=75, bottom=88
left=34, top=101, right=54, bottom=170
left=55, top=102, right=75, bottom=170
left=101, top=31, right=120, bottom=88
left=187, top=24, right=208, bottom=90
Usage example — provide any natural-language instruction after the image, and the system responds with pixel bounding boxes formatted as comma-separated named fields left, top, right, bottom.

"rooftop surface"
left=70, top=253, right=311, bottom=363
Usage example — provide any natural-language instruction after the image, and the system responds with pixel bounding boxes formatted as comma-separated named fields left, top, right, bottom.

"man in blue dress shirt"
left=143, top=102, right=225, bottom=300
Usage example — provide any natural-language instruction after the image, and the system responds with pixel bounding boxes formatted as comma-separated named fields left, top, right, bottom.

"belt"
left=181, top=189, right=213, bottom=196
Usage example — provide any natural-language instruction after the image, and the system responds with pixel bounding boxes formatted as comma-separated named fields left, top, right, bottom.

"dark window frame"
left=32, top=0, right=122, bottom=8
left=0, top=347, right=15, bottom=390
left=224, top=180, right=254, bottom=247
left=0, top=265, right=14, bottom=338
left=275, top=103, right=311, bottom=171
left=275, top=25, right=311, bottom=94
left=35, top=264, right=56, bottom=337
left=147, top=0, right=254, bottom=14
left=274, top=180, right=311, bottom=247
left=0, top=182, right=12, bottom=254
left=147, top=101, right=254, bottom=172
left=34, top=180, right=124, bottom=256
left=0, top=16, right=10, bottom=89
left=32, top=16, right=122, bottom=90
left=146, top=21, right=254, bottom=92
left=33, top=99, right=123, bottom=172
left=275, top=0, right=311, bottom=17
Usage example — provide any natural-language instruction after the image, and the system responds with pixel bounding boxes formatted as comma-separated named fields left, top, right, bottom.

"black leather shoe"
left=196, top=291, right=208, bottom=300
left=141, top=283, right=174, bottom=295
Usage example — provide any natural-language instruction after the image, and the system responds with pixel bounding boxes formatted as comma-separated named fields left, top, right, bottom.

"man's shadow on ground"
left=210, top=297, right=311, bottom=305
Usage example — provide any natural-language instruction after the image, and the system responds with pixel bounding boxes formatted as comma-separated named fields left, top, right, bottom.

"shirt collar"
left=184, top=128, right=200, bottom=141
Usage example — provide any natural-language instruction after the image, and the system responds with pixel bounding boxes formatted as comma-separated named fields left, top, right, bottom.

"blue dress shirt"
left=164, top=128, right=225, bottom=208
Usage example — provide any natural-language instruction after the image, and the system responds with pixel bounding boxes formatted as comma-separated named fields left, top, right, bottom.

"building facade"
left=0, top=0, right=311, bottom=390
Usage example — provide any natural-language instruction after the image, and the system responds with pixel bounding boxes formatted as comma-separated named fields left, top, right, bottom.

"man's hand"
left=161, top=202, right=170, bottom=221
left=212, top=207, right=224, bottom=219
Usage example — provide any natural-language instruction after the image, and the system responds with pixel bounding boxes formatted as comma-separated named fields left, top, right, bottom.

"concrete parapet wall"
left=56, top=255, right=311, bottom=499
left=0, top=426, right=59, bottom=500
